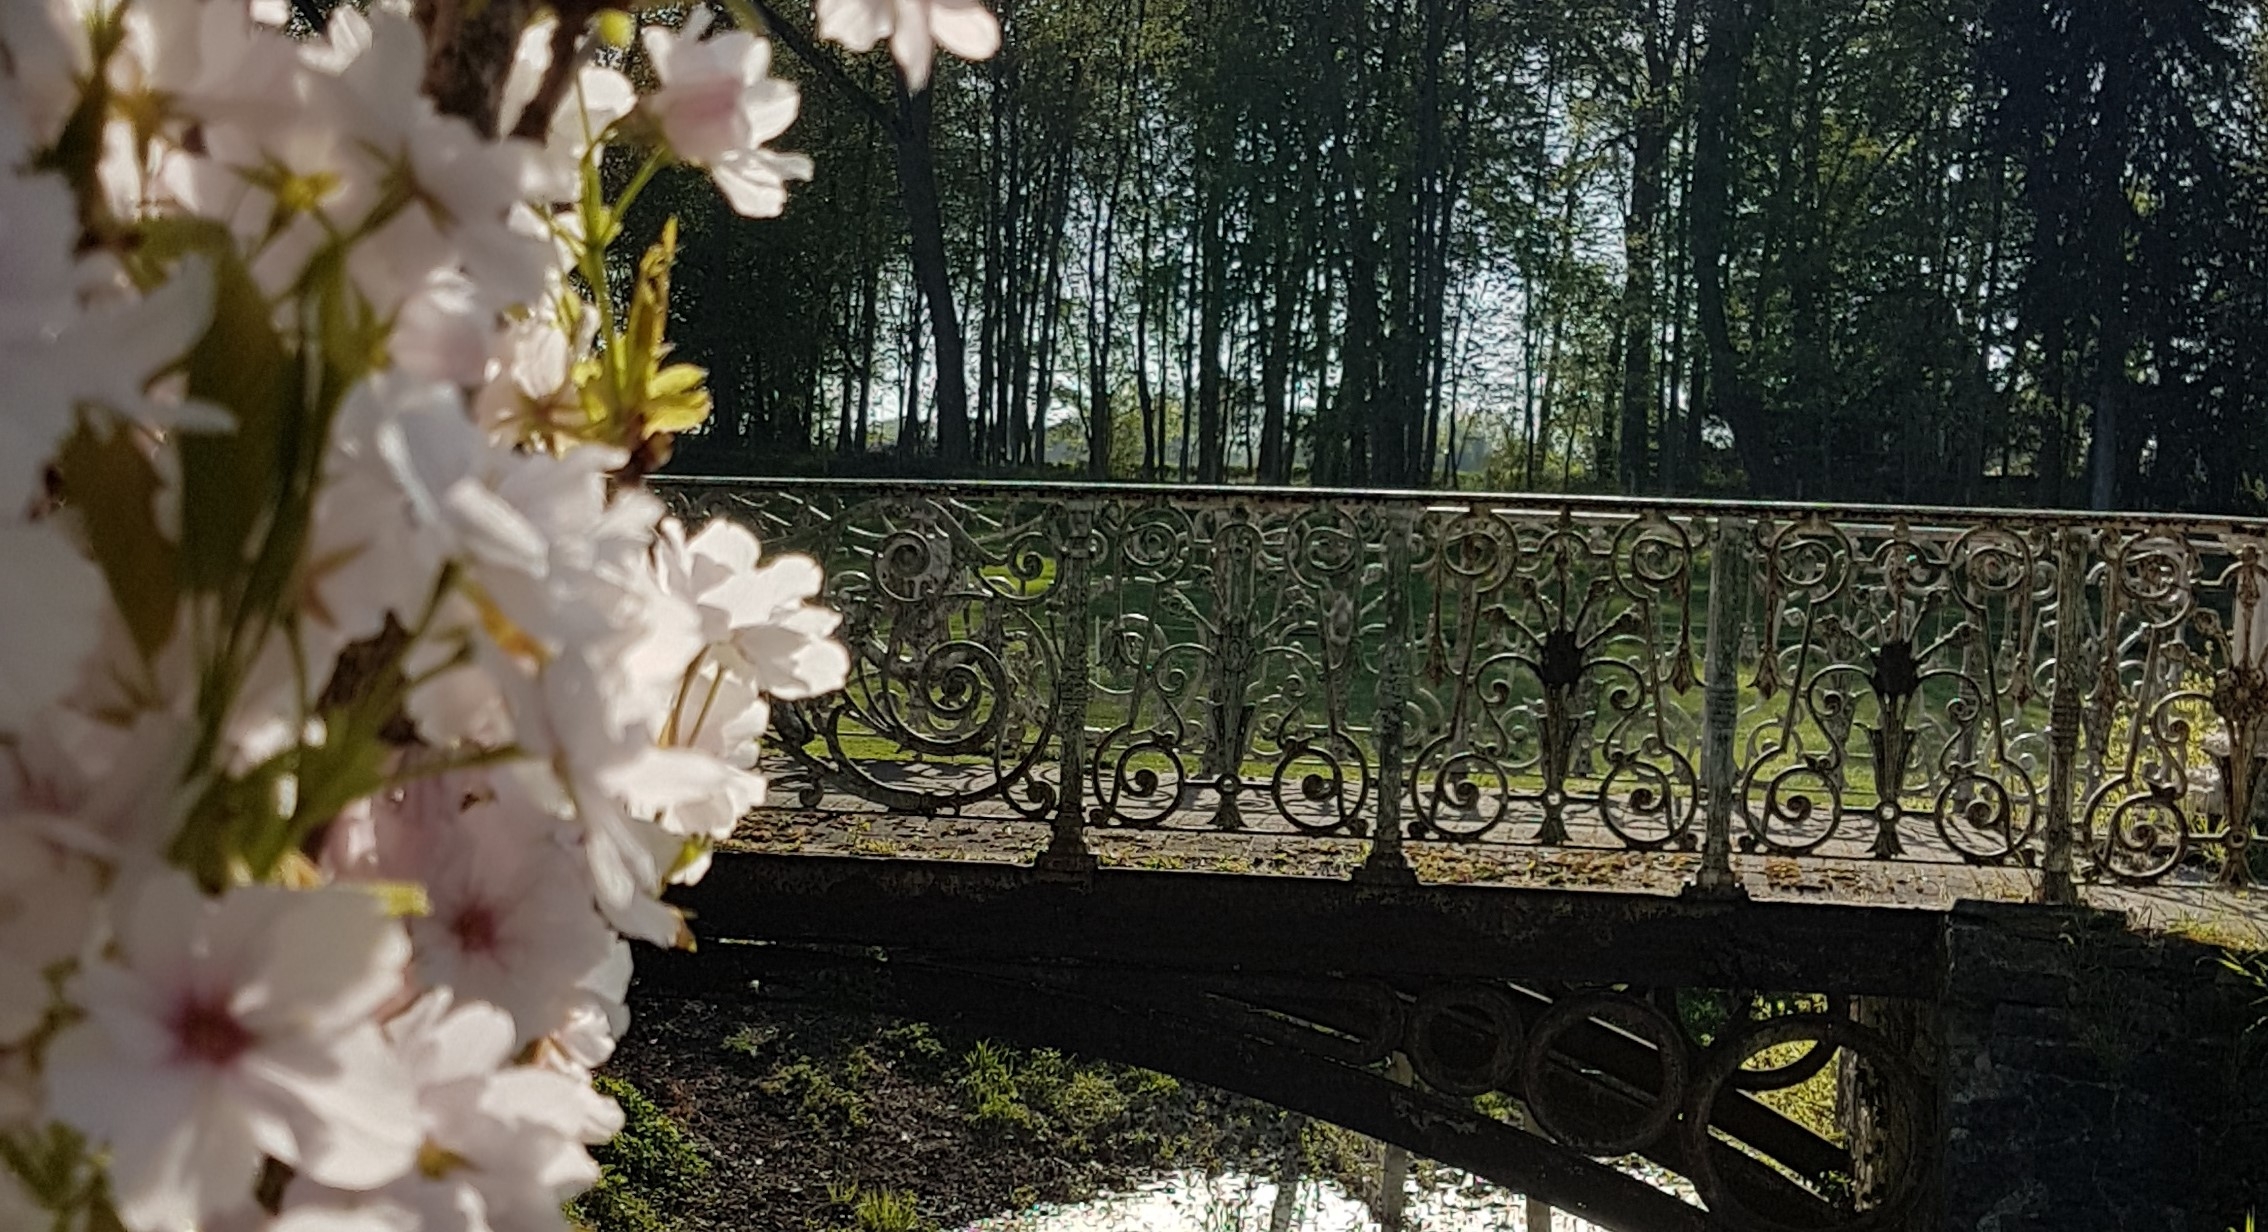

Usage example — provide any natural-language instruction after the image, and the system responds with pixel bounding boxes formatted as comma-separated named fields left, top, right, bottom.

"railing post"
left=1356, top=507, right=1419, bottom=887
left=2038, top=527, right=2087, bottom=905
left=1036, top=500, right=1099, bottom=880
left=1691, top=515, right=1750, bottom=899
left=2220, top=546, right=2267, bottom=888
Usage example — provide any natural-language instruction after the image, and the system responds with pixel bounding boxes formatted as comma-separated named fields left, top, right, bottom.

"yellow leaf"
left=649, top=362, right=706, bottom=398
left=358, top=880, right=434, bottom=919
left=644, top=364, right=712, bottom=433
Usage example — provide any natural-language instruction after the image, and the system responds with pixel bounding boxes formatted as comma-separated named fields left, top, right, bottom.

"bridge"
left=639, top=478, right=2268, bottom=1231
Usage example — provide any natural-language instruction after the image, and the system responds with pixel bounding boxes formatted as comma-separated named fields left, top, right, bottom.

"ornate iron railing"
left=660, top=477, right=2268, bottom=893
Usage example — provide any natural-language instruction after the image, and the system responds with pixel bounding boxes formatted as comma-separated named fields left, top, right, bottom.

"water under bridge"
left=638, top=478, right=2268, bottom=1231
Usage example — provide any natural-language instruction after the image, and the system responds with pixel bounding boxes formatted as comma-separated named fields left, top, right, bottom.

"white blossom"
left=287, top=991, right=620, bottom=1232
left=0, top=523, right=108, bottom=732
left=473, top=298, right=596, bottom=439
left=655, top=518, right=850, bottom=701
left=502, top=18, right=636, bottom=202
left=47, top=875, right=420, bottom=1232
left=814, top=0, right=1001, bottom=92
left=0, top=819, right=101, bottom=1046
left=548, top=940, right=632, bottom=1074
left=0, top=0, right=102, bottom=141
left=391, top=271, right=501, bottom=389
left=0, top=0, right=882, bottom=1221
left=638, top=11, right=813, bottom=217
left=334, top=776, right=617, bottom=1048
left=0, top=158, right=218, bottom=513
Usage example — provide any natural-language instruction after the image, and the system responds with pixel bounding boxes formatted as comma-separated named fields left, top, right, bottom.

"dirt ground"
left=598, top=992, right=1360, bottom=1232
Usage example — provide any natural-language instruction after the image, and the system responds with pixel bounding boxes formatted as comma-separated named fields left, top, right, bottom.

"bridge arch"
left=640, top=855, right=1940, bottom=1232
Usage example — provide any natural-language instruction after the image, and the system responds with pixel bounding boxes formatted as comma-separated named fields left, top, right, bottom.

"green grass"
left=825, top=1183, right=925, bottom=1232
left=696, top=1008, right=1315, bottom=1226
left=957, top=1040, right=1162, bottom=1151
left=761, top=1052, right=874, bottom=1133
left=2167, top=916, right=2268, bottom=952
left=570, top=1077, right=713, bottom=1232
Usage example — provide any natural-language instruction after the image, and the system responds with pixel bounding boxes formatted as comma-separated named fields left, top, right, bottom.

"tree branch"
left=722, top=0, right=901, bottom=139
left=511, top=10, right=587, bottom=140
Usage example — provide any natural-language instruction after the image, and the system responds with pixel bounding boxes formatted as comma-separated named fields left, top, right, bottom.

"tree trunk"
left=1195, top=180, right=1228, bottom=485
left=2087, top=49, right=2132, bottom=512
left=1690, top=0, right=1771, bottom=494
left=1258, top=245, right=1297, bottom=485
left=893, top=85, right=973, bottom=465
left=1086, top=155, right=1125, bottom=479
left=899, top=281, right=927, bottom=456
left=855, top=239, right=878, bottom=452
left=1135, top=202, right=1158, bottom=481
left=1617, top=0, right=1688, bottom=495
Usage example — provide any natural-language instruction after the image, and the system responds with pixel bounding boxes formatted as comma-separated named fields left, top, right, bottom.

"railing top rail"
left=654, top=474, right=2268, bottom=535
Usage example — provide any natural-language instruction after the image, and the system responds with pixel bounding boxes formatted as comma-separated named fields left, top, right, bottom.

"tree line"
left=632, top=0, right=2268, bottom=512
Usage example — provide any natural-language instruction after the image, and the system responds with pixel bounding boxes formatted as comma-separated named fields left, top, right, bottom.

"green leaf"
left=135, top=218, right=297, bottom=598
left=282, top=703, right=394, bottom=859
left=55, top=420, right=179, bottom=660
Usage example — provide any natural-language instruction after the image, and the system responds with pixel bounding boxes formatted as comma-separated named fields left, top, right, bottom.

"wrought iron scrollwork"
left=658, top=477, right=2268, bottom=889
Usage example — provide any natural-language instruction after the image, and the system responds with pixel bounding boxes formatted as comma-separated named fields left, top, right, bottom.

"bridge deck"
left=727, top=809, right=2268, bottom=949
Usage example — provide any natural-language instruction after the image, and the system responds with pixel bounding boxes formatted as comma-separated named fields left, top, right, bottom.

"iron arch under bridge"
left=640, top=853, right=1946, bottom=1232
left=644, top=478, right=2268, bottom=1230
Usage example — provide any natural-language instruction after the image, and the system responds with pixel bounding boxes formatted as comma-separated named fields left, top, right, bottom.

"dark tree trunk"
left=1690, top=0, right=1772, bottom=495
left=1029, top=144, right=1073, bottom=467
left=855, top=243, right=879, bottom=452
left=1617, top=0, right=1690, bottom=495
left=892, top=85, right=973, bottom=465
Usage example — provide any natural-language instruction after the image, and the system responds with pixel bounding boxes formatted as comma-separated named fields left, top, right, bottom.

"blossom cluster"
left=0, top=0, right=996, bottom=1229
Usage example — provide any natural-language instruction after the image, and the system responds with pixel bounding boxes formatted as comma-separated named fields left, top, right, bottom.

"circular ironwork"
left=1659, top=989, right=1854, bottom=1092
left=1597, top=746, right=1696, bottom=849
left=1680, top=1014, right=1931, bottom=1232
left=1406, top=984, right=1525, bottom=1097
left=1519, top=993, right=1688, bottom=1157
left=1931, top=770, right=2037, bottom=863
left=2092, top=787, right=2191, bottom=883
left=1743, top=762, right=1847, bottom=854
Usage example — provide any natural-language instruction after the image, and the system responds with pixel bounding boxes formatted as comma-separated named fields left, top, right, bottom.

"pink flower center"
left=171, top=995, right=254, bottom=1067
left=683, top=83, right=738, bottom=123
left=450, top=903, right=502, bottom=955
left=664, top=79, right=744, bottom=152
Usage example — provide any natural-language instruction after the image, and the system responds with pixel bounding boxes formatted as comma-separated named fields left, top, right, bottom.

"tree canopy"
left=646, top=0, right=2268, bottom=513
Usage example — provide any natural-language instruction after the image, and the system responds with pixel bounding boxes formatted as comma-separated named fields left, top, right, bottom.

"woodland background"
left=624, top=0, right=2268, bottom=512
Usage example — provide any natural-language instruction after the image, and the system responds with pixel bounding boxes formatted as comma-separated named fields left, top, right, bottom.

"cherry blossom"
left=503, top=17, right=637, bottom=201
left=338, top=778, right=618, bottom=1048
left=0, top=0, right=952, bottom=1221
left=638, top=11, right=813, bottom=217
left=0, top=155, right=218, bottom=512
left=286, top=992, right=619, bottom=1232
left=46, top=875, right=420, bottom=1231
left=473, top=299, right=597, bottom=438
left=0, top=820, right=100, bottom=1046
left=815, top=0, right=1001, bottom=92
left=0, top=524, right=107, bottom=732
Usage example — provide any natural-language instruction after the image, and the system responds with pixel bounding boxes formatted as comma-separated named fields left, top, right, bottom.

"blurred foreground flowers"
left=0, top=0, right=995, bottom=1226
